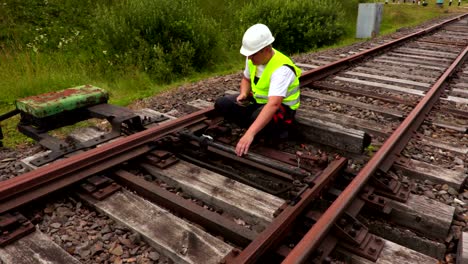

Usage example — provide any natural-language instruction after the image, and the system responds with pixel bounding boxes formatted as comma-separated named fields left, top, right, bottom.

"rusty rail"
left=282, top=45, right=468, bottom=264
left=224, top=157, right=347, bottom=264
left=299, top=14, right=468, bottom=87
left=0, top=107, right=213, bottom=214
left=180, top=132, right=311, bottom=180
left=0, top=12, right=466, bottom=263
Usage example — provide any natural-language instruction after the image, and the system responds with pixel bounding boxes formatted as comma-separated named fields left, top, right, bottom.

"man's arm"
left=235, top=65, right=296, bottom=156
left=235, top=95, right=283, bottom=156
left=237, top=76, right=251, bottom=103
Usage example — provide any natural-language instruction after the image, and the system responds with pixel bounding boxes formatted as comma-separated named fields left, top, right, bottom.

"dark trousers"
left=214, top=94, right=295, bottom=139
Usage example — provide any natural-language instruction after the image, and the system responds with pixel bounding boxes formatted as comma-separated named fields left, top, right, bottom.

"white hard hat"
left=240, top=24, right=275, bottom=56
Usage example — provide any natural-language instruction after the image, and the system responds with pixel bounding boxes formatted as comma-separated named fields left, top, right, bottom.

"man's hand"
left=235, top=132, right=255, bottom=156
left=236, top=94, right=250, bottom=107
left=235, top=96, right=283, bottom=156
left=237, top=77, right=251, bottom=106
left=237, top=93, right=247, bottom=102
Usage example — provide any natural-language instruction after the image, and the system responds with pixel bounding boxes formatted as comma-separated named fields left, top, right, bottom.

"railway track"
left=1, top=14, right=468, bottom=264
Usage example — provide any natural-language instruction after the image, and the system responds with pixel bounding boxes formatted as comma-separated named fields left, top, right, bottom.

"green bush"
left=93, top=0, right=222, bottom=82
left=0, top=0, right=364, bottom=87
left=0, top=0, right=98, bottom=52
left=238, top=0, right=346, bottom=55
left=193, top=0, right=250, bottom=54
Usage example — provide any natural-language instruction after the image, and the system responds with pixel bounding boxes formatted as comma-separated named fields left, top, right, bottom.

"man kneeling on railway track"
left=215, top=24, right=301, bottom=157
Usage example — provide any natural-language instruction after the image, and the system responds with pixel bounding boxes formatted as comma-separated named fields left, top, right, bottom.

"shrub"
left=93, top=0, right=222, bottom=82
left=238, top=0, right=346, bottom=55
left=0, top=0, right=358, bottom=86
left=0, top=0, right=98, bottom=52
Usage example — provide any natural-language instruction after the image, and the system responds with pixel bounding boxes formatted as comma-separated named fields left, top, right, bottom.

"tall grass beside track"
left=0, top=0, right=464, bottom=147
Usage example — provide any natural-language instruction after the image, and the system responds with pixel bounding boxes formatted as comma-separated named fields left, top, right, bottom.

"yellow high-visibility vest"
left=248, top=49, right=301, bottom=110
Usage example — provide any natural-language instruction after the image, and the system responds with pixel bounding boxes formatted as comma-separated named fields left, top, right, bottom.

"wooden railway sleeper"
left=0, top=212, right=35, bottom=247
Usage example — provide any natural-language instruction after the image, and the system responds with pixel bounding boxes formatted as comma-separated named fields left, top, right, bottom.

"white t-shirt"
left=243, top=58, right=296, bottom=97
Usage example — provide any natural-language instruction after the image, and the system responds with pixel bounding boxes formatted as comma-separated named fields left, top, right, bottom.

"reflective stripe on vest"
left=255, top=85, right=300, bottom=99
left=248, top=49, right=301, bottom=110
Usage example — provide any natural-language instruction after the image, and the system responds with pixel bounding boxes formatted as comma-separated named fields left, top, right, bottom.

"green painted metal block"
left=15, top=85, right=109, bottom=118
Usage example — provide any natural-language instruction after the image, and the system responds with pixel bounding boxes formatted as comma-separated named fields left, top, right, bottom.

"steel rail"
left=225, top=157, right=347, bottom=264
left=299, top=14, right=468, bottom=87
left=180, top=132, right=311, bottom=179
left=179, top=133, right=296, bottom=181
left=282, top=45, right=468, bottom=264
left=0, top=107, right=213, bottom=214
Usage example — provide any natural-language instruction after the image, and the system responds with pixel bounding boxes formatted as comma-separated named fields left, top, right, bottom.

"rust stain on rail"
left=224, top=157, right=347, bottom=264
left=0, top=107, right=214, bottom=214
left=299, top=14, right=468, bottom=87
left=282, top=41, right=468, bottom=264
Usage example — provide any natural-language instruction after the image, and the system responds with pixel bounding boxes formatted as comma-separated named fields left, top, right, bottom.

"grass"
left=0, top=52, right=89, bottom=102
left=0, top=0, right=465, bottom=148
left=379, top=0, right=463, bottom=34
left=298, top=0, right=464, bottom=56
